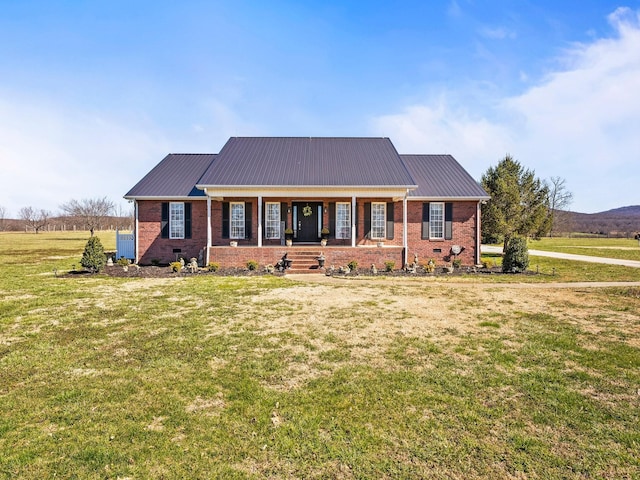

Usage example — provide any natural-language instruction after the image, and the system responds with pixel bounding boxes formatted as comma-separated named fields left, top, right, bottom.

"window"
left=430, top=202, right=444, bottom=239
left=230, top=202, right=245, bottom=239
left=169, top=202, right=185, bottom=239
left=265, top=202, right=280, bottom=239
left=336, top=202, right=351, bottom=239
left=371, top=202, right=386, bottom=239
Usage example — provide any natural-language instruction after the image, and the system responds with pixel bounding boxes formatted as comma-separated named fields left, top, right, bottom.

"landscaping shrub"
left=347, top=260, right=358, bottom=271
left=80, top=236, right=106, bottom=273
left=247, top=260, right=259, bottom=271
left=384, top=260, right=395, bottom=272
left=170, top=261, right=183, bottom=273
left=502, top=236, right=529, bottom=273
left=208, top=262, right=220, bottom=272
left=116, top=257, right=130, bottom=267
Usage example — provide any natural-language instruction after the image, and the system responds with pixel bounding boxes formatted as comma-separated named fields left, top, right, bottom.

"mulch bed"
left=60, top=265, right=530, bottom=279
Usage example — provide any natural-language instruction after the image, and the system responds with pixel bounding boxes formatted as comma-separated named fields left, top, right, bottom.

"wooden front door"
left=293, top=202, right=321, bottom=242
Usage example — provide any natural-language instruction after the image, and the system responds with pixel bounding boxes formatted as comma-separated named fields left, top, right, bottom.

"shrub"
left=80, top=236, right=106, bottom=273
left=151, top=258, right=160, bottom=266
left=423, top=259, right=436, bottom=273
left=384, top=260, right=395, bottom=272
left=170, top=261, right=183, bottom=273
left=116, top=257, right=130, bottom=267
left=502, top=236, right=529, bottom=273
left=208, top=262, right=220, bottom=272
left=347, top=260, right=358, bottom=271
left=452, top=258, right=462, bottom=269
left=247, top=260, right=259, bottom=271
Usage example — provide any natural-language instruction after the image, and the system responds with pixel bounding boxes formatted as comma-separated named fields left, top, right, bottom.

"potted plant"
left=284, top=228, right=294, bottom=246
left=320, top=227, right=329, bottom=246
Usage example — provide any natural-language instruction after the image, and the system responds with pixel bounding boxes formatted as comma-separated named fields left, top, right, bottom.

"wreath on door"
left=302, top=204, right=313, bottom=217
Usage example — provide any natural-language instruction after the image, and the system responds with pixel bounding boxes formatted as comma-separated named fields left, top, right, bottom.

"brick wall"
left=406, top=200, right=478, bottom=265
left=136, top=198, right=480, bottom=267
left=137, top=200, right=208, bottom=264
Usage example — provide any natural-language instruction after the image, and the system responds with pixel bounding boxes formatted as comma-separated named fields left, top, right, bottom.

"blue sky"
left=1, top=0, right=639, bottom=216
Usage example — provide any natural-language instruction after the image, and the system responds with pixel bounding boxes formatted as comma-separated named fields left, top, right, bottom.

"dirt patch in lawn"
left=222, top=278, right=640, bottom=390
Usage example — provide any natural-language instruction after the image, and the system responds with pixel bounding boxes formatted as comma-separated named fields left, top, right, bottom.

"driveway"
left=481, top=245, right=640, bottom=268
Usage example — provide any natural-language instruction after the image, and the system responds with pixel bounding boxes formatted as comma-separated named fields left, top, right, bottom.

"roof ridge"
left=229, top=136, right=390, bottom=140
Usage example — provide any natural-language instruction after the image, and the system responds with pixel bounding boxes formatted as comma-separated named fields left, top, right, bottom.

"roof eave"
left=123, top=195, right=207, bottom=201
left=408, top=195, right=491, bottom=201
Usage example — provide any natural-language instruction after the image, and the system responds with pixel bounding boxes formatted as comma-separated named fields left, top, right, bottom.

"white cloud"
left=372, top=8, right=640, bottom=213
left=479, top=26, right=517, bottom=40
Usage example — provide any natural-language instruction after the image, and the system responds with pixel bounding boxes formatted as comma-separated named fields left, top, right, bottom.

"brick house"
left=124, top=137, right=489, bottom=270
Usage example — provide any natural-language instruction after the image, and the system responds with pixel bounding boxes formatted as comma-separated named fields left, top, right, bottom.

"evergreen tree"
left=81, top=236, right=106, bottom=273
left=481, top=155, right=550, bottom=250
left=502, top=236, right=529, bottom=273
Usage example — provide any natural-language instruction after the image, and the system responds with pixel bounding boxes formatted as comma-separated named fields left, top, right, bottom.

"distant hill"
left=563, top=205, right=640, bottom=236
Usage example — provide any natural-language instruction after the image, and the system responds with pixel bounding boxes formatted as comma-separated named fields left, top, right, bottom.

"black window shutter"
left=245, top=202, right=252, bottom=239
left=445, top=203, right=453, bottom=240
left=184, top=203, right=192, bottom=239
left=364, top=202, right=371, bottom=239
left=422, top=203, right=430, bottom=239
left=222, top=202, right=229, bottom=239
left=386, top=202, right=394, bottom=240
left=281, top=202, right=287, bottom=229
left=329, top=202, right=336, bottom=239
left=161, top=202, right=169, bottom=238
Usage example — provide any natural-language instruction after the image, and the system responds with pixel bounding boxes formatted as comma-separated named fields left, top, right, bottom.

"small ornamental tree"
left=502, top=236, right=529, bottom=273
left=81, top=236, right=106, bottom=273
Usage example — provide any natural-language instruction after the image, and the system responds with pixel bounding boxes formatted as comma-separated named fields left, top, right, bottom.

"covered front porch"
left=203, top=187, right=413, bottom=268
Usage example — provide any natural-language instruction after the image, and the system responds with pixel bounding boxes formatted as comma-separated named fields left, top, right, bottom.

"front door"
left=293, top=202, right=321, bottom=242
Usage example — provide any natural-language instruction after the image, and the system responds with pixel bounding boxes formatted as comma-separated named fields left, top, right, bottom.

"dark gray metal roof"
left=401, top=154, right=489, bottom=199
left=125, top=154, right=215, bottom=198
left=197, top=137, right=416, bottom=187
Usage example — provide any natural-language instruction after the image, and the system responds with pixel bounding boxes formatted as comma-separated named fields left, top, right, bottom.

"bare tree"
left=0, top=205, right=6, bottom=231
left=545, top=176, right=574, bottom=237
left=19, top=206, right=51, bottom=233
left=60, top=197, right=115, bottom=236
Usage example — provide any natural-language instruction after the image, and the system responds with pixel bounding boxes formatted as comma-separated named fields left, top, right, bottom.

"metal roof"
left=400, top=154, right=489, bottom=199
left=123, top=141, right=489, bottom=201
left=196, top=137, right=417, bottom=187
left=124, top=154, right=215, bottom=198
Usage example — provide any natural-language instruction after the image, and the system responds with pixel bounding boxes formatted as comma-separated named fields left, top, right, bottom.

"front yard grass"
left=529, top=237, right=640, bottom=262
left=1, top=232, right=639, bottom=478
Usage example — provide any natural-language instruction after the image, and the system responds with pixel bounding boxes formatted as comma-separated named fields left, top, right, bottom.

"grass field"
left=529, top=237, right=640, bottom=262
left=1, top=232, right=639, bottom=478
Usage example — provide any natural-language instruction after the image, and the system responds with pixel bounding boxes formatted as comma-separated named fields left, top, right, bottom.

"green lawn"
left=1, top=232, right=639, bottom=478
left=529, top=237, right=640, bottom=262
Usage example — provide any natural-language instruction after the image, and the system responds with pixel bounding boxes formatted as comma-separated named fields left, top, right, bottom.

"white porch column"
left=257, top=196, right=263, bottom=247
left=351, top=196, right=357, bottom=247
left=134, top=200, right=139, bottom=264
left=403, top=194, right=408, bottom=266
left=476, top=201, right=482, bottom=265
left=206, top=194, right=212, bottom=265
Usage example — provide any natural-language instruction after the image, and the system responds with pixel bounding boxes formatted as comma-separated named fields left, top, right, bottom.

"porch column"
left=476, top=201, right=482, bottom=265
left=206, top=195, right=212, bottom=265
left=257, top=196, right=263, bottom=247
left=134, top=200, right=139, bottom=264
left=403, top=194, right=408, bottom=266
left=351, top=196, right=356, bottom=247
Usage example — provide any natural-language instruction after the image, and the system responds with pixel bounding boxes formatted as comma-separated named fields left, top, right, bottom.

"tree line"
left=0, top=197, right=133, bottom=234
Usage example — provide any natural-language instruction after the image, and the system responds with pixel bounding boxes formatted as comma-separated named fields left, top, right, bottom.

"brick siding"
left=136, top=198, right=480, bottom=267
